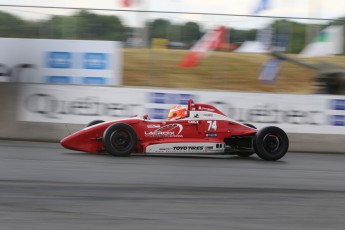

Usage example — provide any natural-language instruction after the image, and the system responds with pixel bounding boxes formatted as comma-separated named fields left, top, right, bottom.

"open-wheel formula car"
left=61, top=99, right=289, bottom=161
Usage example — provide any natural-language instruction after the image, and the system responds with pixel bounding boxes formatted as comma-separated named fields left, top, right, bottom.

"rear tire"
left=103, top=123, right=137, bottom=157
left=254, top=126, right=289, bottom=161
left=87, top=120, right=105, bottom=127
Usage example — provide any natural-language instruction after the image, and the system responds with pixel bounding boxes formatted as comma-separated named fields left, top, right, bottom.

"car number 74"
left=207, top=121, right=217, bottom=131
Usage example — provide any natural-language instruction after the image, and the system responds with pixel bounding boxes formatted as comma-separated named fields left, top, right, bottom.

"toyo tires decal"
left=146, top=142, right=225, bottom=154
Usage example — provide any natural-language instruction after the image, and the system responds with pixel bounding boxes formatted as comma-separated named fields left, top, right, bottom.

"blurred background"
left=0, top=0, right=344, bottom=94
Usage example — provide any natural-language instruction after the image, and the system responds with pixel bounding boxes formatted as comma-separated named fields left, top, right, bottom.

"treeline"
left=0, top=10, right=203, bottom=44
left=0, top=10, right=344, bottom=53
left=0, top=11, right=128, bottom=40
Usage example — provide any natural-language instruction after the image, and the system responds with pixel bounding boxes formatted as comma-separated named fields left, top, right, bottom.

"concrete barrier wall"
left=1, top=83, right=345, bottom=153
left=0, top=83, right=84, bottom=141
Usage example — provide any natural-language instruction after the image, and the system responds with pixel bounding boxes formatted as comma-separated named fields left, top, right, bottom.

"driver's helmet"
left=167, top=105, right=188, bottom=121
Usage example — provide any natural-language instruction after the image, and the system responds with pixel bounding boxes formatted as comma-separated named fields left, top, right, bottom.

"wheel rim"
left=110, top=129, right=131, bottom=151
left=263, top=133, right=281, bottom=153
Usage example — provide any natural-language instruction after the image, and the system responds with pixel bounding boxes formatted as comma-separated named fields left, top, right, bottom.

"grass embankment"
left=123, top=49, right=345, bottom=94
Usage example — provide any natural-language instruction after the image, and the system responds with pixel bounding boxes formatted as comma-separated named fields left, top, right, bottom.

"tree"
left=229, top=28, right=258, bottom=44
left=181, top=22, right=202, bottom=44
left=167, top=24, right=183, bottom=42
left=149, top=19, right=171, bottom=39
left=290, top=21, right=307, bottom=53
left=0, top=11, right=38, bottom=38
left=75, top=10, right=126, bottom=41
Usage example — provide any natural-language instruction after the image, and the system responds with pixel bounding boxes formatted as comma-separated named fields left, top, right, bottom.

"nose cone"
left=60, top=134, right=78, bottom=151
left=60, top=129, right=87, bottom=151
left=60, top=129, right=102, bottom=153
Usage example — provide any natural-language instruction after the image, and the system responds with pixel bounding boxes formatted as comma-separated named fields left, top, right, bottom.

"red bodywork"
left=61, top=100, right=256, bottom=154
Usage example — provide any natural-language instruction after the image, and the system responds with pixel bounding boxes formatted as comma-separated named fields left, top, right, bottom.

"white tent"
left=235, top=41, right=269, bottom=53
left=300, top=26, right=344, bottom=57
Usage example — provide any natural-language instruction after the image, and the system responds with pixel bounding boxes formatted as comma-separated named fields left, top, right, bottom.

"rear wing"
left=188, top=99, right=226, bottom=116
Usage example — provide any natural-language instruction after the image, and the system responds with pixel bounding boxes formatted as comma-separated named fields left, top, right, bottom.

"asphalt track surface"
left=1, top=141, right=345, bottom=230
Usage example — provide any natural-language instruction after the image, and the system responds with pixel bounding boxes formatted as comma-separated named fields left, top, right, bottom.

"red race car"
left=61, top=99, right=289, bottom=161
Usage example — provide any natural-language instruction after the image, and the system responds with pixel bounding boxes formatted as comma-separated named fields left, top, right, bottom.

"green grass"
left=123, top=49, right=345, bottom=94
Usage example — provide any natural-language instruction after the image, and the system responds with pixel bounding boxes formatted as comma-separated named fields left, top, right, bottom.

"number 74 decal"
left=207, top=121, right=217, bottom=131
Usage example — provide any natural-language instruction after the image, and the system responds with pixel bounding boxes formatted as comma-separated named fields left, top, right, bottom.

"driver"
left=167, top=105, right=188, bottom=121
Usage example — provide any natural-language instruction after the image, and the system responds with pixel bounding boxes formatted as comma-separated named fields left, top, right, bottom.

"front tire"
left=243, top=123, right=257, bottom=129
left=87, top=120, right=105, bottom=127
left=254, top=126, right=289, bottom=161
left=103, top=123, right=138, bottom=156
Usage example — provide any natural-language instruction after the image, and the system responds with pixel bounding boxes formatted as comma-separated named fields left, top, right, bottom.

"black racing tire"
left=254, top=126, right=289, bottom=161
left=102, top=123, right=138, bottom=157
left=243, top=123, right=257, bottom=129
left=87, top=120, right=105, bottom=127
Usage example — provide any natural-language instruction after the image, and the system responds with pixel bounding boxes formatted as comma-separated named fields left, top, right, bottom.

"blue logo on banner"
left=329, top=99, right=345, bottom=110
left=83, top=53, right=108, bottom=69
left=47, top=52, right=72, bottom=68
left=46, top=76, right=72, bottom=84
left=329, top=115, right=345, bottom=126
left=82, top=77, right=108, bottom=85
left=148, top=108, right=169, bottom=119
left=147, top=92, right=197, bottom=119
left=328, top=99, right=345, bottom=126
left=148, top=93, right=196, bottom=105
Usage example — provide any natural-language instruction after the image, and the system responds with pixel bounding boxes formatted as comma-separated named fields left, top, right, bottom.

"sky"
left=0, top=0, right=345, bottom=30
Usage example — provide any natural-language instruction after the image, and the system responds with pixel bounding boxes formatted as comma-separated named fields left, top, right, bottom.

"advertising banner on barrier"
left=18, top=85, right=145, bottom=124
left=0, top=38, right=122, bottom=85
left=18, top=84, right=345, bottom=134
